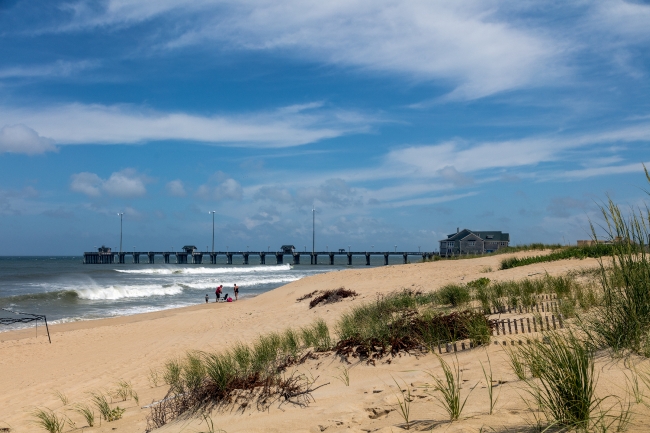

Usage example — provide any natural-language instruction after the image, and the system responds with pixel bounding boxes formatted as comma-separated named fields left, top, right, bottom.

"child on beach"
left=233, top=284, right=239, bottom=300
left=205, top=294, right=209, bottom=303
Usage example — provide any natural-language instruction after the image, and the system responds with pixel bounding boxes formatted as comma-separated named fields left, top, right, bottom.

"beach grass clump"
left=435, top=284, right=471, bottom=307
left=147, top=323, right=329, bottom=431
left=517, top=333, right=599, bottom=429
left=335, top=290, right=492, bottom=358
left=91, top=392, right=125, bottom=422
left=31, top=408, right=65, bottom=433
left=72, top=403, right=95, bottom=427
left=427, top=356, right=474, bottom=421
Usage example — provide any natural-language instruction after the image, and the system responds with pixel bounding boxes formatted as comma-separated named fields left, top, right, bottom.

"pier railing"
left=83, top=250, right=435, bottom=265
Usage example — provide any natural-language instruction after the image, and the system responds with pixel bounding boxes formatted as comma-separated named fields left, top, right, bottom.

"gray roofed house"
left=439, top=229, right=510, bottom=256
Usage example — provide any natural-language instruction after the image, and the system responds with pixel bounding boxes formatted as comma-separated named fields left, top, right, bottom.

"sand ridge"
left=4, top=251, right=646, bottom=432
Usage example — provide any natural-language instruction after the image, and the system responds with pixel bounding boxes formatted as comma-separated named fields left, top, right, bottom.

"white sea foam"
left=75, top=284, right=184, bottom=300
left=114, top=264, right=292, bottom=275
left=180, top=276, right=301, bottom=290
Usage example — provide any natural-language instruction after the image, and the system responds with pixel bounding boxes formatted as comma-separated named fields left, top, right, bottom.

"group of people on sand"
left=205, top=284, right=239, bottom=303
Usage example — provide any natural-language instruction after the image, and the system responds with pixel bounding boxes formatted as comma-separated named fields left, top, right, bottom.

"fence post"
left=545, top=315, right=551, bottom=330
left=507, top=319, right=512, bottom=334
left=453, top=342, right=458, bottom=352
left=527, top=317, right=531, bottom=333
left=558, top=314, right=564, bottom=328
left=533, top=317, right=538, bottom=332
left=552, top=315, right=557, bottom=330
left=514, top=319, right=519, bottom=334
left=521, top=318, right=525, bottom=333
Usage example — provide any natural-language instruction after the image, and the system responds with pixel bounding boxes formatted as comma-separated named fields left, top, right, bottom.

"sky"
left=1, top=0, right=650, bottom=255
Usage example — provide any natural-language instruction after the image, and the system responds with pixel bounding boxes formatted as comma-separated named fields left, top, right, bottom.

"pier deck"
left=83, top=250, right=434, bottom=265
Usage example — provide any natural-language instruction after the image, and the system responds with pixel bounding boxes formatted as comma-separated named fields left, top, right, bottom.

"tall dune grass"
left=517, top=333, right=598, bottom=429
left=581, top=168, right=650, bottom=355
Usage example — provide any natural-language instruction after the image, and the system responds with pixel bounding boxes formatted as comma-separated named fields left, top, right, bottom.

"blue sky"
left=1, top=0, right=650, bottom=255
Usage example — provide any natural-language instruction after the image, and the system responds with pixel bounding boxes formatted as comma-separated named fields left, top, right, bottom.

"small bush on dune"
left=435, top=284, right=471, bottom=307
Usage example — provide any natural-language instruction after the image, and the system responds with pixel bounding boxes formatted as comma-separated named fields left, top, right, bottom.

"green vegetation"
left=517, top=333, right=599, bottom=429
left=31, top=408, right=65, bottom=433
left=480, top=354, right=499, bottom=415
left=579, top=174, right=650, bottom=355
left=72, top=403, right=95, bottom=427
left=427, top=356, right=474, bottom=421
left=435, top=284, right=471, bottom=307
left=392, top=378, right=413, bottom=430
left=147, top=319, right=333, bottom=430
left=52, top=390, right=68, bottom=406
left=335, top=290, right=491, bottom=355
left=91, top=392, right=125, bottom=422
left=500, top=244, right=615, bottom=270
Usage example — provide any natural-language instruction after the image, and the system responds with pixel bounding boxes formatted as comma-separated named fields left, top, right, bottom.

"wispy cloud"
left=0, top=60, right=98, bottom=80
left=50, top=0, right=565, bottom=100
left=0, top=102, right=372, bottom=147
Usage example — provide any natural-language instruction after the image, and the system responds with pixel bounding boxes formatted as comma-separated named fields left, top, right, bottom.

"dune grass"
left=335, top=290, right=491, bottom=356
left=148, top=319, right=333, bottom=430
left=31, top=408, right=65, bottom=433
left=90, top=392, right=125, bottom=422
left=427, top=356, right=474, bottom=421
left=72, top=403, right=95, bottom=427
left=500, top=244, right=616, bottom=270
left=517, top=332, right=600, bottom=429
left=578, top=178, right=650, bottom=355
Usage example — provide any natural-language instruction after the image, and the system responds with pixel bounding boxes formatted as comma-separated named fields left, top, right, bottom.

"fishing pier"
left=84, top=245, right=433, bottom=266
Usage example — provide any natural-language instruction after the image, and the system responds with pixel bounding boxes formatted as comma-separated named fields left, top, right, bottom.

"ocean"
left=0, top=255, right=401, bottom=330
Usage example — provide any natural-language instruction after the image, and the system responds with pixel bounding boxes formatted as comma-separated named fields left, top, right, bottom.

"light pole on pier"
left=117, top=213, right=124, bottom=253
left=418, top=246, right=421, bottom=253
left=312, top=207, right=316, bottom=255
left=394, top=245, right=397, bottom=253
left=209, top=211, right=216, bottom=253
left=348, top=245, right=351, bottom=253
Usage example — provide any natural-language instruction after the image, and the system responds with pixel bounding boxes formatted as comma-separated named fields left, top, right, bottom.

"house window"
left=468, top=241, right=475, bottom=246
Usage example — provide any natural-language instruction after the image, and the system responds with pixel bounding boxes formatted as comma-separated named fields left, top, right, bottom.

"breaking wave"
left=114, top=264, right=292, bottom=275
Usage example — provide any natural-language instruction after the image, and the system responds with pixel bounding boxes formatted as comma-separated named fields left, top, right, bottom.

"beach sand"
left=2, top=251, right=649, bottom=432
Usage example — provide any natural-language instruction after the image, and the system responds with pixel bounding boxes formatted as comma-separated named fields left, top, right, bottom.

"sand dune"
left=2, top=251, right=648, bottom=432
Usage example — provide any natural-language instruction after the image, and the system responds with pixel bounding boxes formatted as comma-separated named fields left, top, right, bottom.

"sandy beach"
left=2, top=251, right=648, bottom=433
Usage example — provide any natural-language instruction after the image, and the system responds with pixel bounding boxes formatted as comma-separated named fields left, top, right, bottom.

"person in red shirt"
left=215, top=285, right=223, bottom=302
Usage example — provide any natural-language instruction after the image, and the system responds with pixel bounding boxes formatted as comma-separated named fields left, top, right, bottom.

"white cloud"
left=0, top=102, right=371, bottom=148
left=70, top=169, right=150, bottom=198
left=57, top=0, right=563, bottom=100
left=166, top=179, right=187, bottom=197
left=196, top=172, right=243, bottom=201
left=103, top=169, right=148, bottom=197
left=0, top=124, right=56, bottom=155
left=70, top=172, right=103, bottom=197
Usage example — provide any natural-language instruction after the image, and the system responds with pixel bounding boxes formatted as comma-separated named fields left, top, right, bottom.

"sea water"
left=0, top=255, right=401, bottom=330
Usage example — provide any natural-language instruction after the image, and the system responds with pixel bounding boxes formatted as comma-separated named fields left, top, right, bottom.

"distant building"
left=439, top=228, right=510, bottom=256
left=98, top=245, right=111, bottom=253
left=182, top=245, right=197, bottom=253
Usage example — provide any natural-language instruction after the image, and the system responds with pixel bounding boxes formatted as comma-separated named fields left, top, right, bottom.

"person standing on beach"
left=233, top=284, right=239, bottom=301
left=215, top=285, right=223, bottom=302
left=205, top=294, right=209, bottom=303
